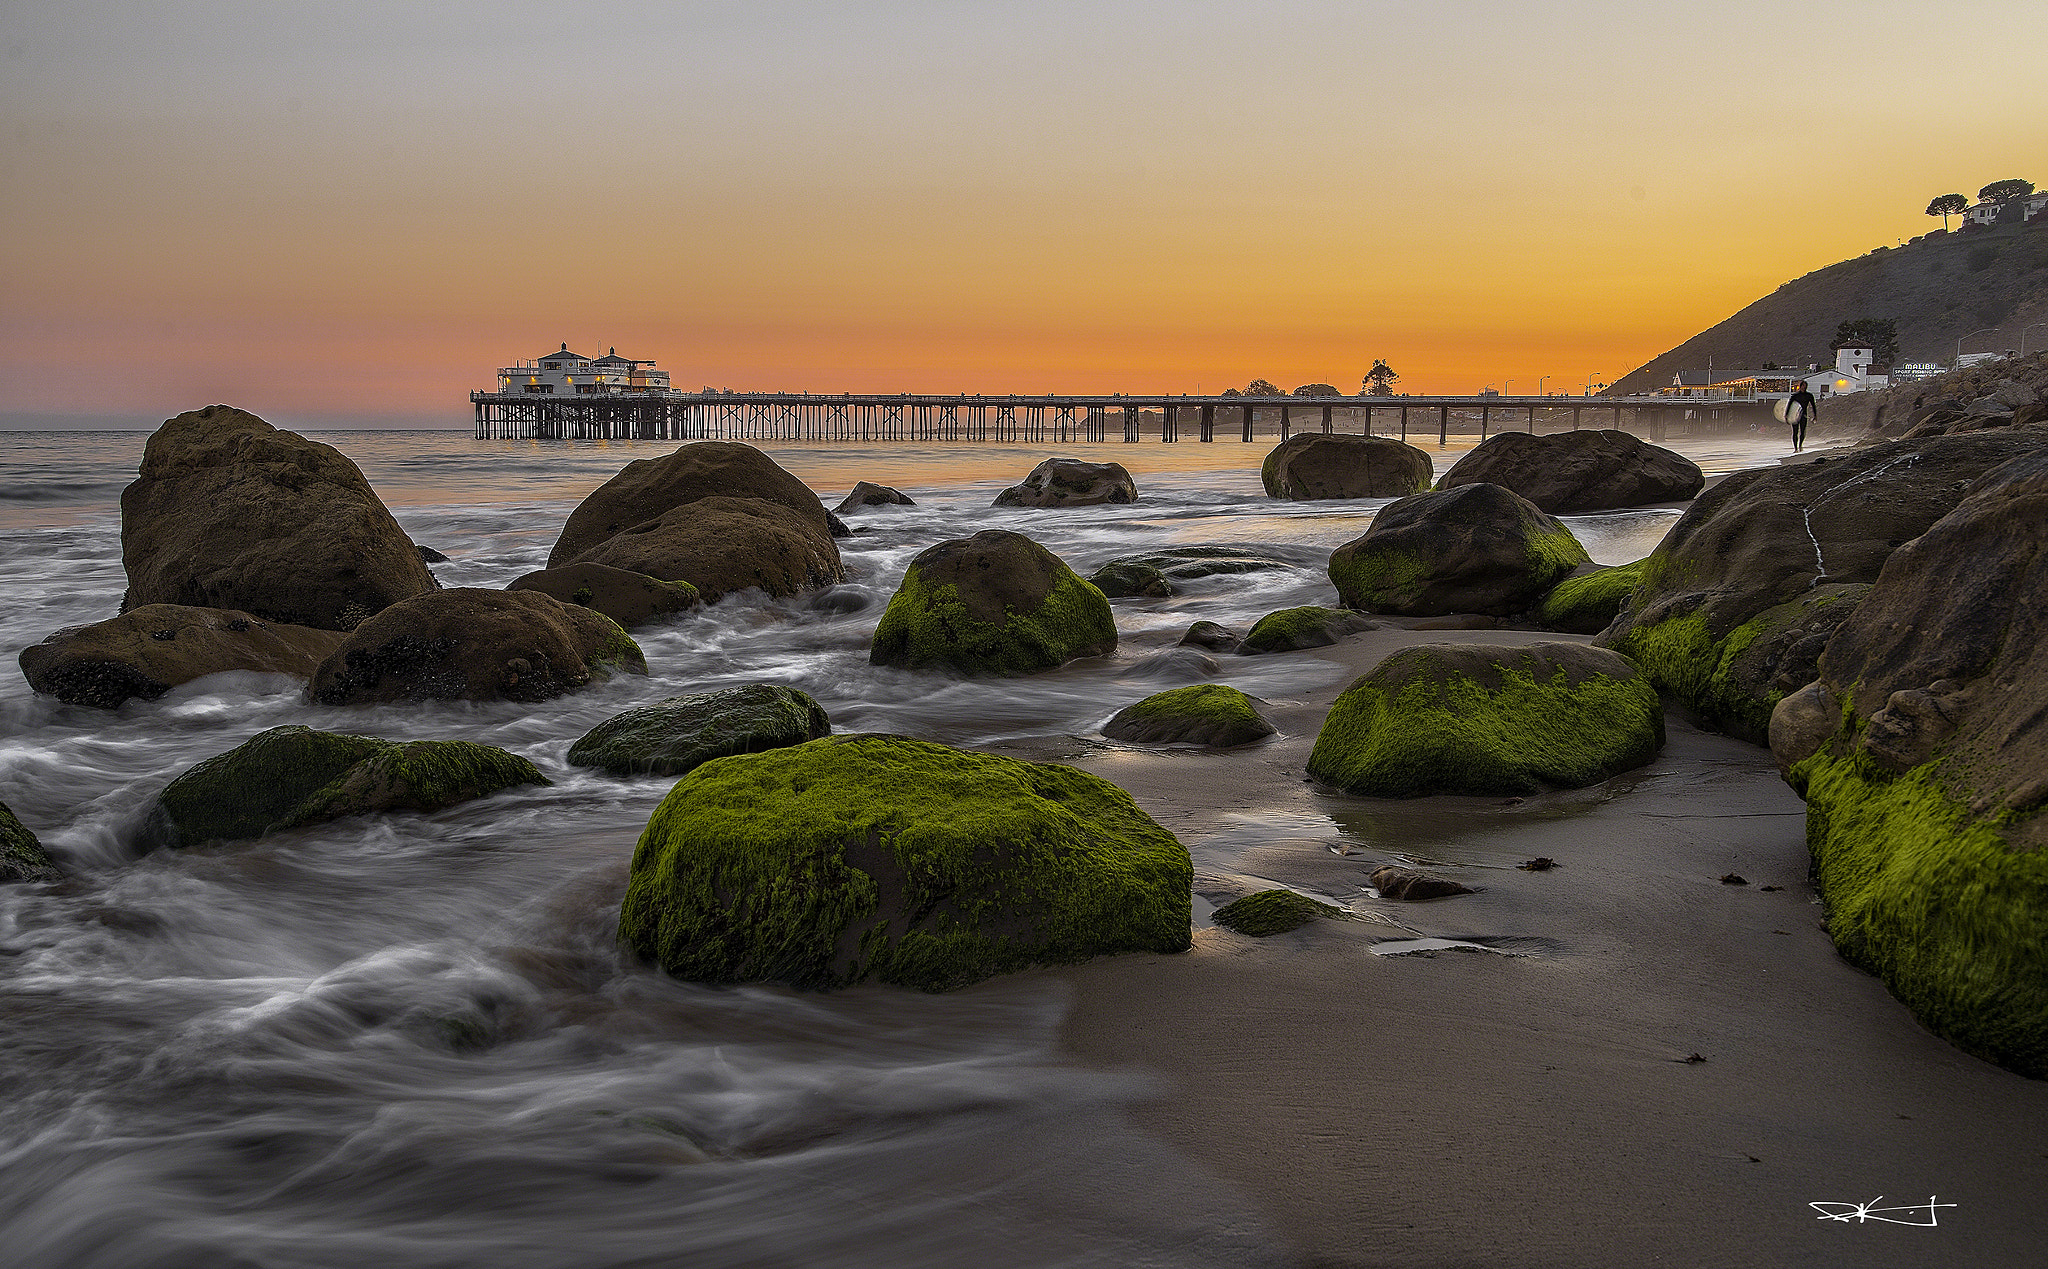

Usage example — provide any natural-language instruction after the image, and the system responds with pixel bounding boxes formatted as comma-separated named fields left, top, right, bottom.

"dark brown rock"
left=567, top=496, right=845, bottom=604
left=1437, top=429, right=1704, bottom=512
left=992, top=458, right=1137, bottom=508
left=1260, top=433, right=1434, bottom=500
left=548, top=441, right=833, bottom=566
left=506, top=563, right=699, bottom=630
left=1369, top=866, right=1474, bottom=900
left=1178, top=621, right=1243, bottom=654
left=19, top=605, right=346, bottom=708
left=119, top=405, right=437, bottom=630
left=834, top=481, right=915, bottom=514
left=2, top=798, right=60, bottom=885
left=1327, top=483, right=1589, bottom=616
left=309, top=588, right=645, bottom=704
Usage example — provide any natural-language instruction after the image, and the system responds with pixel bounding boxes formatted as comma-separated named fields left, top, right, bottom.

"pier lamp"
left=1503, top=379, right=1514, bottom=397
left=1956, top=327, right=1997, bottom=367
left=1538, top=376, right=1548, bottom=397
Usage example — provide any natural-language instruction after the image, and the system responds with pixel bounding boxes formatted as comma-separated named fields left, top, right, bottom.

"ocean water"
left=0, top=427, right=1791, bottom=1267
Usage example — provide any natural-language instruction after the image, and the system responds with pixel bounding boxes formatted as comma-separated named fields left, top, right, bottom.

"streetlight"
left=1503, top=379, right=1514, bottom=397
left=2021, top=324, right=2048, bottom=357
left=1585, top=373, right=1600, bottom=396
left=1957, top=327, right=1998, bottom=368
left=1537, top=376, right=1549, bottom=397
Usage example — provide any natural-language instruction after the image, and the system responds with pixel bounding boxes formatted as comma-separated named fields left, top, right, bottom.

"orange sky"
left=3, top=1, right=2044, bottom=426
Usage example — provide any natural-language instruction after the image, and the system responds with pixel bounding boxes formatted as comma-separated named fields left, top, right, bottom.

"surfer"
left=1784, top=384, right=1818, bottom=452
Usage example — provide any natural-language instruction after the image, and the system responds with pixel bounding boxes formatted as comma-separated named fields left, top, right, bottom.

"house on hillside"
left=1963, top=192, right=2048, bottom=228
left=495, top=343, right=674, bottom=395
left=1807, top=345, right=1889, bottom=396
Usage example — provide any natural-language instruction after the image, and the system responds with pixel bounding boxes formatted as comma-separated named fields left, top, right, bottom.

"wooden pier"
left=471, top=390, right=1766, bottom=445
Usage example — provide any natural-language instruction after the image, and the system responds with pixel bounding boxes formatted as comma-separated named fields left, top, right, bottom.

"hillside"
left=1609, top=217, right=2048, bottom=397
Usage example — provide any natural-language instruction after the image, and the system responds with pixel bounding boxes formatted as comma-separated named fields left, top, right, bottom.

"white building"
left=1806, top=345, right=1889, bottom=396
left=495, top=343, right=674, bottom=395
left=1963, top=191, right=2048, bottom=228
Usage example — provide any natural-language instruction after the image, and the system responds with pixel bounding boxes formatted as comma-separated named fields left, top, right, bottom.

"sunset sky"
left=3, top=0, right=2043, bottom=428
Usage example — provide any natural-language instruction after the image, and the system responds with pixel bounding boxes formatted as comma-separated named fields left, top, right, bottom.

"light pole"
left=1957, top=327, right=1997, bottom=368
left=1585, top=373, right=1600, bottom=396
left=1537, top=375, right=1549, bottom=397
left=2021, top=324, right=2048, bottom=357
left=1503, top=379, right=1514, bottom=397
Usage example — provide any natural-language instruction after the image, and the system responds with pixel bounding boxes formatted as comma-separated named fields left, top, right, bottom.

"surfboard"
left=1773, top=398, right=1803, bottom=425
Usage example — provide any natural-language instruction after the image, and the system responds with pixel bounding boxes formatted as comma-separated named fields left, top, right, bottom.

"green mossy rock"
left=1307, top=642, right=1664, bottom=797
left=2, top=798, right=61, bottom=884
left=618, top=734, right=1193, bottom=991
left=1328, top=483, right=1590, bottom=617
left=139, top=724, right=548, bottom=851
left=1533, top=560, right=1648, bottom=635
left=568, top=683, right=831, bottom=777
left=1240, top=606, right=1377, bottom=654
left=1212, top=889, right=1339, bottom=936
left=869, top=530, right=1116, bottom=675
left=1103, top=684, right=1275, bottom=747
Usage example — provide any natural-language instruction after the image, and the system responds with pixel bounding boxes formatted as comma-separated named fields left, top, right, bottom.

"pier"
left=471, top=390, right=1765, bottom=445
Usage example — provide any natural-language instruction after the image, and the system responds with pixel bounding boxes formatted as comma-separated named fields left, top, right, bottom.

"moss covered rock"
left=138, top=724, right=547, bottom=851
left=1212, top=889, right=1338, bottom=935
left=1533, top=560, right=1648, bottom=635
left=18, top=604, right=345, bottom=709
left=309, top=588, right=645, bottom=704
left=617, top=734, right=1193, bottom=991
left=1103, top=684, right=1275, bottom=746
left=506, top=563, right=699, bottom=631
left=2, top=799, right=61, bottom=884
left=1328, top=483, right=1590, bottom=616
left=1437, top=429, right=1704, bottom=512
left=568, top=683, right=831, bottom=777
left=869, top=530, right=1116, bottom=675
left=1307, top=642, right=1664, bottom=797
left=1771, top=446, right=2048, bottom=1077
left=1261, top=433, right=1435, bottom=500
left=1240, top=606, right=1378, bottom=654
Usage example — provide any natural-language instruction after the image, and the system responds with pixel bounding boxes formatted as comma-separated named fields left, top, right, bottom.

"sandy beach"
left=983, top=619, right=2048, bottom=1268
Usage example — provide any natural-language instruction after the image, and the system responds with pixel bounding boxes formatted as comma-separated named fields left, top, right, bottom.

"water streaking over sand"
left=0, top=428, right=1790, bottom=1266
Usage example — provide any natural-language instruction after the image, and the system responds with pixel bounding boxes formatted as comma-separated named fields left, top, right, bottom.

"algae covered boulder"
left=1437, top=430, right=1704, bottom=512
left=1328, top=483, right=1589, bottom=617
left=309, top=588, right=645, bottom=705
left=869, top=530, right=1116, bottom=675
left=138, top=724, right=547, bottom=851
left=548, top=440, right=833, bottom=565
left=565, top=497, right=844, bottom=604
left=119, top=405, right=437, bottom=630
left=2, top=799, right=61, bottom=885
left=1261, top=433, right=1434, bottom=500
left=1240, top=606, right=1378, bottom=654
left=18, top=605, right=345, bottom=709
left=1307, top=642, right=1663, bottom=797
left=1532, top=561, right=1647, bottom=635
left=1597, top=433, right=2041, bottom=742
left=568, top=683, right=831, bottom=777
left=506, top=563, right=699, bottom=631
left=1103, top=684, right=1275, bottom=747
left=1771, top=446, right=2048, bottom=1077
left=1212, top=889, right=1338, bottom=936
left=617, top=734, right=1193, bottom=992
left=992, top=458, right=1137, bottom=508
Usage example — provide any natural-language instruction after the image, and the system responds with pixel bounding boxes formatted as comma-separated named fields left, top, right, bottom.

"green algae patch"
left=1534, top=560, right=1647, bottom=634
left=1795, top=747, right=2048, bottom=1077
left=617, top=734, right=1192, bottom=992
left=1240, top=606, right=1373, bottom=655
left=1103, top=684, right=1275, bottom=747
left=1326, top=547, right=1431, bottom=613
left=2, top=798, right=60, bottom=885
left=870, top=531, right=1116, bottom=675
left=1307, top=643, right=1664, bottom=797
left=569, top=683, right=831, bottom=777
left=1212, top=889, right=1340, bottom=936
left=139, top=724, right=547, bottom=850
left=589, top=620, right=650, bottom=677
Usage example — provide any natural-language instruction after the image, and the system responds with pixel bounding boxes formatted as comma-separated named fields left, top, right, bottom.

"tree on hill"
left=1243, top=379, right=1284, bottom=397
left=1219, top=387, right=1241, bottom=398
left=1292, top=382, right=1341, bottom=397
left=1926, top=193, right=1969, bottom=229
left=1360, top=360, right=1399, bottom=395
left=1832, top=318, right=1899, bottom=367
left=1979, top=179, right=2035, bottom=204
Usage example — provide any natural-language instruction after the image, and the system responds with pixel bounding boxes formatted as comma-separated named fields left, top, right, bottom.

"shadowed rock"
left=834, top=481, right=915, bottom=514
left=506, top=562, right=700, bottom=630
left=2, top=799, right=60, bottom=885
left=1437, top=430, right=1704, bottom=512
left=548, top=440, right=834, bottom=565
left=1260, top=433, right=1434, bottom=500
left=19, top=605, right=345, bottom=708
left=568, top=684, right=831, bottom=777
left=567, top=497, right=844, bottom=603
left=992, top=458, right=1137, bottom=508
left=1369, top=866, right=1474, bottom=900
left=1328, top=483, right=1589, bottom=616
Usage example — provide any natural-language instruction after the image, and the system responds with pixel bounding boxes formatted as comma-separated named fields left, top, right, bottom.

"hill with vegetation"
left=1610, top=214, right=2048, bottom=397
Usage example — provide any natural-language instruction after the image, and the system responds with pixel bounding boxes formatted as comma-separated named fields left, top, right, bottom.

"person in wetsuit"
left=1786, top=384, right=1818, bottom=452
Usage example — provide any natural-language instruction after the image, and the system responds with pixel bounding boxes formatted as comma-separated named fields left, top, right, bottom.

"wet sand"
left=999, top=624, right=2048, bottom=1268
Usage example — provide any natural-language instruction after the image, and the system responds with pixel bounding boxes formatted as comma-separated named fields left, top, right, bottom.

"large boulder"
left=309, top=589, right=645, bottom=705
left=1598, top=433, right=2045, bottom=742
left=1327, top=483, right=1590, bottom=616
left=119, top=405, right=437, bottom=630
left=992, top=458, right=1137, bottom=508
left=138, top=725, right=546, bottom=852
left=1436, top=430, right=1704, bottom=512
left=547, top=440, right=833, bottom=566
left=1239, top=606, right=1379, bottom=654
left=1307, top=642, right=1663, bottom=797
left=568, top=683, right=831, bottom=777
left=2, top=799, right=60, bottom=885
left=869, top=530, right=1116, bottom=674
left=617, top=734, right=1193, bottom=991
left=564, top=497, right=844, bottom=604
left=1532, top=561, right=1647, bottom=635
left=834, top=481, right=916, bottom=514
left=1260, top=433, right=1434, bottom=500
left=506, top=563, right=699, bottom=630
left=1103, top=684, right=1275, bottom=747
left=1770, top=447, right=2048, bottom=1077
left=18, top=605, right=345, bottom=709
